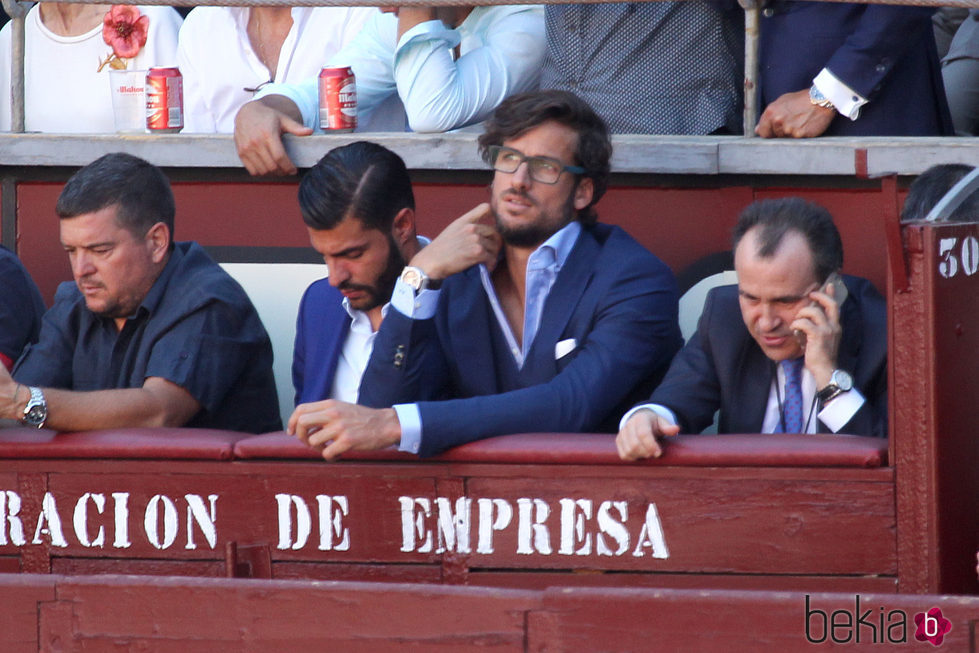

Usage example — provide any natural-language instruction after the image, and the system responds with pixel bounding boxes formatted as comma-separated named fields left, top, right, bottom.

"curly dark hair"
left=478, top=90, right=611, bottom=225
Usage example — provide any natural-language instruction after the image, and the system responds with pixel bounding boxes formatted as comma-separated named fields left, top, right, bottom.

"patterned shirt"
left=541, top=2, right=743, bottom=134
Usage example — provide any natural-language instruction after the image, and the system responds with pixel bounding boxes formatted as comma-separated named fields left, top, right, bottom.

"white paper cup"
left=109, top=69, right=147, bottom=133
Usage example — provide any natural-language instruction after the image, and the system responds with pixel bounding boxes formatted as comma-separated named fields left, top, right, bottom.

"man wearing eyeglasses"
left=288, top=89, right=683, bottom=459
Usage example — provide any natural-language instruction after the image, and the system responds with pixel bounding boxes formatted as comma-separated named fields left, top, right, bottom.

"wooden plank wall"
left=0, top=431, right=896, bottom=593
left=3, top=574, right=979, bottom=652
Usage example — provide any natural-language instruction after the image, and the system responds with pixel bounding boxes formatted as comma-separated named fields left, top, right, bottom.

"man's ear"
left=573, top=177, right=594, bottom=211
left=146, top=222, right=171, bottom=263
left=391, top=207, right=416, bottom=246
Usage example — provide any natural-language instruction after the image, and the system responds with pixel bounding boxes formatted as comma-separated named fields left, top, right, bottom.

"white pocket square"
left=555, top=338, right=578, bottom=360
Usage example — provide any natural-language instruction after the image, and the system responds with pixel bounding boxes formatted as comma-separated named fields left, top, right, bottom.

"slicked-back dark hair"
left=477, top=90, right=611, bottom=225
left=732, top=197, right=843, bottom=283
left=901, top=163, right=979, bottom=223
left=299, top=141, right=414, bottom=233
left=56, top=152, right=175, bottom=238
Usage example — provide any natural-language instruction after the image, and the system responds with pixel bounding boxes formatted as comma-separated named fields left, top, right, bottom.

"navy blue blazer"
left=292, top=279, right=351, bottom=405
left=359, top=223, right=684, bottom=457
left=0, top=245, right=45, bottom=367
left=760, top=2, right=952, bottom=136
left=648, top=276, right=887, bottom=438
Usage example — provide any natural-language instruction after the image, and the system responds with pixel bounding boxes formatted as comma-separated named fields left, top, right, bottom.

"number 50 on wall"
left=938, top=236, right=979, bottom=279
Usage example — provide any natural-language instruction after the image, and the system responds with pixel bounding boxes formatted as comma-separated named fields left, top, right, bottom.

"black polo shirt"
left=14, top=241, right=281, bottom=433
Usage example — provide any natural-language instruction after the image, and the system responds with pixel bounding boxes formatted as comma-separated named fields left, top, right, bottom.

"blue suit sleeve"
left=0, top=248, right=45, bottom=365
left=292, top=289, right=309, bottom=407
left=358, top=307, right=450, bottom=408
left=648, top=290, right=726, bottom=434
left=413, top=257, right=681, bottom=457
left=822, top=7, right=934, bottom=99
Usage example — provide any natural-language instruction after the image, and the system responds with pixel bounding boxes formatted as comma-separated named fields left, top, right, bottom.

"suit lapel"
left=735, top=344, right=774, bottom=433
left=324, top=313, right=351, bottom=388
left=448, top=268, right=511, bottom=394
left=524, top=228, right=598, bottom=378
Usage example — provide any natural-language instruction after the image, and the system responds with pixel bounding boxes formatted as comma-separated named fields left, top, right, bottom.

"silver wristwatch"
left=22, top=386, right=48, bottom=428
left=400, top=266, right=432, bottom=292
left=816, top=369, right=853, bottom=405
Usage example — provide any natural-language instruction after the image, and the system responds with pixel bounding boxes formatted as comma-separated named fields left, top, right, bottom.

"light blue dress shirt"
left=255, top=5, right=544, bottom=133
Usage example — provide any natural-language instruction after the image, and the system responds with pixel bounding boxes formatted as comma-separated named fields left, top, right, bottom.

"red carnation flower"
left=102, top=5, right=149, bottom=60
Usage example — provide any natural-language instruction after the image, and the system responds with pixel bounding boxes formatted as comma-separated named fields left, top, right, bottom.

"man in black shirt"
left=2, top=153, right=280, bottom=433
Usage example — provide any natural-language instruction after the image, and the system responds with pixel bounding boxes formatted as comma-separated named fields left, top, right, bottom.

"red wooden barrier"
left=3, top=574, right=979, bottom=652
left=892, top=220, right=979, bottom=595
left=0, top=429, right=894, bottom=592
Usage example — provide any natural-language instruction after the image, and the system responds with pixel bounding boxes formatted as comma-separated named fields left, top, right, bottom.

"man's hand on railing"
left=233, top=95, right=312, bottom=176
left=616, top=409, right=680, bottom=461
left=755, top=89, right=836, bottom=139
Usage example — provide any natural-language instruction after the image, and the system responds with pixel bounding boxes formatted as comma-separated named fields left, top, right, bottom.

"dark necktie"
left=780, top=357, right=805, bottom=433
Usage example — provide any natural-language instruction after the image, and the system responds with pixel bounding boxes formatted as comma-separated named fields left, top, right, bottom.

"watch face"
left=401, top=267, right=424, bottom=291
left=834, top=370, right=854, bottom=391
left=25, top=405, right=46, bottom=425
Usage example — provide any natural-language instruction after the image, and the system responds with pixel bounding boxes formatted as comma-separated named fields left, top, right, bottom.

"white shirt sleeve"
left=257, top=10, right=398, bottom=131
left=394, top=403, right=422, bottom=453
left=176, top=10, right=216, bottom=133
left=816, top=388, right=866, bottom=433
left=254, top=76, right=320, bottom=129
left=618, top=404, right=679, bottom=432
left=392, top=6, right=544, bottom=133
left=813, top=68, right=867, bottom=121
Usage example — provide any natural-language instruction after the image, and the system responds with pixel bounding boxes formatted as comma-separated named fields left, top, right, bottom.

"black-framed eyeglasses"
left=485, top=145, right=586, bottom=185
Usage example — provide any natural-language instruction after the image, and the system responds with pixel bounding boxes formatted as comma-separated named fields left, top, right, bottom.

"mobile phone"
left=793, top=273, right=848, bottom=348
left=824, top=272, right=848, bottom=306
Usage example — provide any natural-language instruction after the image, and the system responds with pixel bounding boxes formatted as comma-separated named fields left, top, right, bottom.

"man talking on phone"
left=616, top=197, right=887, bottom=460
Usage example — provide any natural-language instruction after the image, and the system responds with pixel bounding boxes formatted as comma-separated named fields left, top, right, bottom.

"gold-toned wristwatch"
left=809, top=85, right=835, bottom=110
left=401, top=266, right=441, bottom=292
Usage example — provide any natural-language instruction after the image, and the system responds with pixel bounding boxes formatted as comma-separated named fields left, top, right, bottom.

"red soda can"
left=146, top=67, right=183, bottom=133
left=318, top=67, right=357, bottom=132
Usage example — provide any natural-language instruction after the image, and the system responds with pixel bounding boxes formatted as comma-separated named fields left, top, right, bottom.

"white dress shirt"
left=256, top=5, right=544, bottom=133
left=329, top=299, right=387, bottom=404
left=177, top=6, right=374, bottom=133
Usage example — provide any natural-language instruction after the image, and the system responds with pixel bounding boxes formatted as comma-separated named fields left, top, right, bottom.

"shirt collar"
left=132, top=242, right=184, bottom=319
left=528, top=221, right=581, bottom=271
left=342, top=298, right=390, bottom=333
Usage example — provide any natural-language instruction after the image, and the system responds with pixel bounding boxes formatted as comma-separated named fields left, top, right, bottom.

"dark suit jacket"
left=359, top=223, right=684, bottom=457
left=760, top=2, right=952, bottom=136
left=0, top=245, right=45, bottom=369
left=292, top=279, right=351, bottom=405
left=649, top=276, right=887, bottom=437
